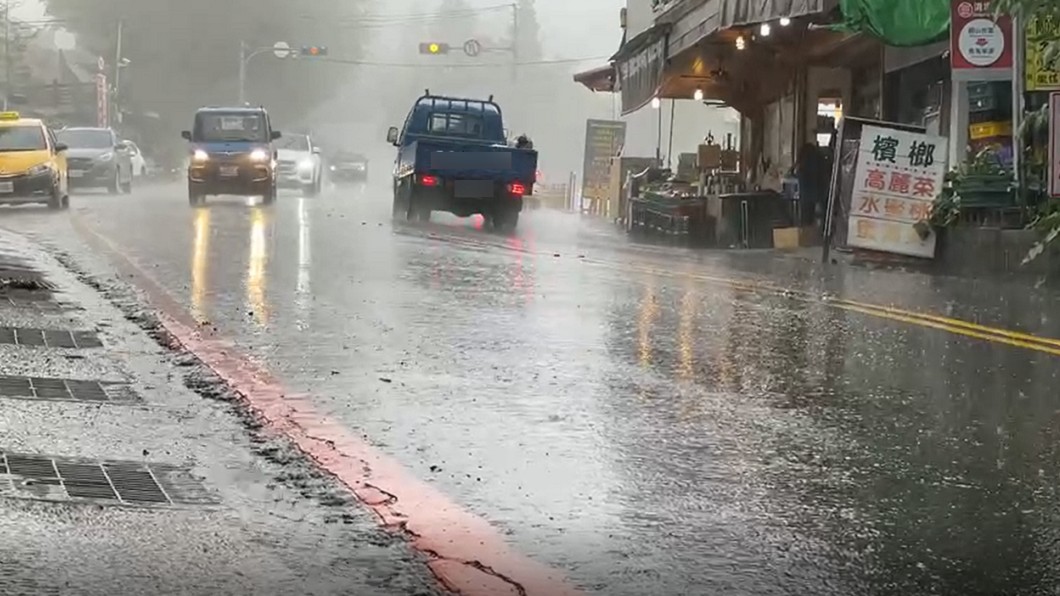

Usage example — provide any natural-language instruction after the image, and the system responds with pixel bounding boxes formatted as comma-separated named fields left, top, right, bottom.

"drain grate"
left=0, top=327, right=102, bottom=349
left=0, top=451, right=219, bottom=507
left=0, top=376, right=139, bottom=404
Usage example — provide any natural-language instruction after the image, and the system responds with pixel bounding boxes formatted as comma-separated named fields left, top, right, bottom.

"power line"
left=319, top=55, right=607, bottom=68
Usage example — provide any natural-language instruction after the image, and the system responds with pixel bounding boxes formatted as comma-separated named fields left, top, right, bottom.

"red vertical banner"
left=950, top=0, right=1014, bottom=73
left=96, top=74, right=108, bottom=128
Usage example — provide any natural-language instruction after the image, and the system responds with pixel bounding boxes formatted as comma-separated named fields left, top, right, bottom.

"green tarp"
left=835, top=0, right=951, bottom=47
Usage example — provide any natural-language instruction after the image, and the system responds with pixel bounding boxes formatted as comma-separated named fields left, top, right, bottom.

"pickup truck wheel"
left=393, top=182, right=410, bottom=219
left=492, top=208, right=519, bottom=233
left=405, top=187, right=430, bottom=222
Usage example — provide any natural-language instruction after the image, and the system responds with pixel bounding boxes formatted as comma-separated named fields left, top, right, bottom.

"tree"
left=515, top=0, right=543, bottom=62
left=42, top=0, right=366, bottom=144
left=994, top=0, right=1060, bottom=265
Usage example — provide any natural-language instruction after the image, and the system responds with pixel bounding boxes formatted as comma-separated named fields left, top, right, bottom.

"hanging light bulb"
left=651, top=96, right=661, bottom=109
left=693, top=88, right=704, bottom=101
left=760, top=22, right=771, bottom=36
left=735, top=35, right=746, bottom=50
left=780, top=17, right=792, bottom=26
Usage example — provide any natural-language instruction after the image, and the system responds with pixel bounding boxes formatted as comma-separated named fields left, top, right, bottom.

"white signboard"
left=1049, top=92, right=1060, bottom=198
left=846, top=125, right=949, bottom=258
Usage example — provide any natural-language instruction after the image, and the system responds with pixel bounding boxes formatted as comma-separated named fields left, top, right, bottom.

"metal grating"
left=0, top=451, right=219, bottom=507
left=0, top=376, right=139, bottom=404
left=0, top=327, right=102, bottom=349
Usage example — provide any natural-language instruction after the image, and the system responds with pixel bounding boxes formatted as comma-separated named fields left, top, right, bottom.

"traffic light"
left=300, top=45, right=328, bottom=57
left=419, top=42, right=450, bottom=55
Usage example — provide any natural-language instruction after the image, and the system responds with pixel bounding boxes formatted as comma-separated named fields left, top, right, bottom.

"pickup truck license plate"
left=68, top=170, right=83, bottom=178
left=453, top=180, right=494, bottom=198
left=0, top=181, right=12, bottom=193
left=219, top=165, right=239, bottom=177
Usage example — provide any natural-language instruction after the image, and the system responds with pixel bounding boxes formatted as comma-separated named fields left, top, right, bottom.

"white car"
left=124, top=141, right=148, bottom=177
left=275, top=133, right=323, bottom=196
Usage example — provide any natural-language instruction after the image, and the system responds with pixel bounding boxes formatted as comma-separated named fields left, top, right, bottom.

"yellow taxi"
left=0, top=111, right=68, bottom=209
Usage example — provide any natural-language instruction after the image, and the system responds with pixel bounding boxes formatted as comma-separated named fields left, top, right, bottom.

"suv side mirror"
left=312, top=147, right=321, bottom=154
left=271, top=130, right=282, bottom=140
left=54, top=143, right=68, bottom=153
left=386, top=126, right=399, bottom=145
left=181, top=130, right=191, bottom=140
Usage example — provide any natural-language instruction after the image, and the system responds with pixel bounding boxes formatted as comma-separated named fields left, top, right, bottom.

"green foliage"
left=929, top=148, right=1012, bottom=229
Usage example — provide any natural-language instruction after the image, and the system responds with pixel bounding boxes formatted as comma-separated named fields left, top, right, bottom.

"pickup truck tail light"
left=417, top=173, right=440, bottom=187
left=507, top=181, right=526, bottom=197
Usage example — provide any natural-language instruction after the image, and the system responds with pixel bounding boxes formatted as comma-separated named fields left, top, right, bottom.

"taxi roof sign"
left=0, top=111, right=20, bottom=121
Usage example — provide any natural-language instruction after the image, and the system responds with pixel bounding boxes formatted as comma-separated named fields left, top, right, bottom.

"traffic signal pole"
left=238, top=41, right=247, bottom=104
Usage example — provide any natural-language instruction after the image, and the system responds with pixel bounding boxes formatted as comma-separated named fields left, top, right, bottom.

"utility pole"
left=238, top=40, right=247, bottom=105
left=3, top=1, right=10, bottom=111
left=113, top=19, right=123, bottom=127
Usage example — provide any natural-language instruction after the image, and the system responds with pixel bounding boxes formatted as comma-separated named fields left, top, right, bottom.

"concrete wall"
left=937, top=227, right=1056, bottom=280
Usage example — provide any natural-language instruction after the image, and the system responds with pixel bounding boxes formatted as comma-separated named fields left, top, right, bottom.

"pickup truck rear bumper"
left=412, top=184, right=523, bottom=218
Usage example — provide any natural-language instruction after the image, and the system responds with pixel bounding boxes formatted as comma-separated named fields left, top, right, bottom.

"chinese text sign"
left=846, top=125, right=949, bottom=258
left=581, top=119, right=626, bottom=203
left=950, top=0, right=1013, bottom=73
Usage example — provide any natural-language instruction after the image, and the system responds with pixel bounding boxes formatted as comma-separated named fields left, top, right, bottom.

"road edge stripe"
left=71, top=214, right=582, bottom=596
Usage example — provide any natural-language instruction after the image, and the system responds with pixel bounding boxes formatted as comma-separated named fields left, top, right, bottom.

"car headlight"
left=298, top=159, right=314, bottom=171
left=193, top=149, right=209, bottom=162
left=329, top=165, right=336, bottom=171
left=27, top=164, right=52, bottom=176
left=98, top=151, right=114, bottom=162
left=250, top=149, right=269, bottom=162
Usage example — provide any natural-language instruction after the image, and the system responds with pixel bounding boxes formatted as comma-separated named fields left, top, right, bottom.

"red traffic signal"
left=419, top=42, right=450, bottom=55
left=300, top=46, right=328, bottom=57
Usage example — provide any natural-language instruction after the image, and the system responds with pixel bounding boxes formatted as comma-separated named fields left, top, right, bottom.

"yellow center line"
left=833, top=298, right=1060, bottom=349
left=594, top=260, right=1060, bottom=357
left=835, top=303, right=1060, bottom=357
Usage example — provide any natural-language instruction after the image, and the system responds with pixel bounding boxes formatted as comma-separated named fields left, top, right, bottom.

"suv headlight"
left=298, top=158, right=314, bottom=171
left=192, top=149, right=209, bottom=162
left=250, top=149, right=269, bottom=162
left=27, top=164, right=51, bottom=177
left=98, top=151, right=114, bottom=162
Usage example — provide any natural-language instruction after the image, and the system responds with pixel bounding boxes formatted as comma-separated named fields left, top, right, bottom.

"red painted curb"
left=72, top=216, right=582, bottom=596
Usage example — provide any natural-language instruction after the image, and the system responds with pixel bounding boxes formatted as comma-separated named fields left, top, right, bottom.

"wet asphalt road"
left=7, top=181, right=1060, bottom=595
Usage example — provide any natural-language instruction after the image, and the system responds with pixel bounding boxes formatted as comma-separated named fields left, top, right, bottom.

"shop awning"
left=833, top=0, right=949, bottom=47
left=573, top=64, right=616, bottom=93
left=613, top=23, right=671, bottom=115
left=665, top=0, right=838, bottom=58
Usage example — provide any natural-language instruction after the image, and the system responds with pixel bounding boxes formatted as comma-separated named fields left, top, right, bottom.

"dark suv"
left=182, top=107, right=281, bottom=206
left=56, top=127, right=134, bottom=194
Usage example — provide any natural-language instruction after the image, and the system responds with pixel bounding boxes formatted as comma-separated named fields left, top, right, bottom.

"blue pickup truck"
left=387, top=93, right=538, bottom=231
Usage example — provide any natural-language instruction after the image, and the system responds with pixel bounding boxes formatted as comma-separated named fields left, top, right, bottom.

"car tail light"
left=508, top=181, right=526, bottom=196
left=418, top=173, right=439, bottom=187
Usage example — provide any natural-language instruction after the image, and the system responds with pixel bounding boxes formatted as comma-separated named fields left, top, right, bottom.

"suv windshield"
left=57, top=129, right=112, bottom=149
left=194, top=112, right=267, bottom=143
left=276, top=135, right=309, bottom=151
left=0, top=125, right=46, bottom=151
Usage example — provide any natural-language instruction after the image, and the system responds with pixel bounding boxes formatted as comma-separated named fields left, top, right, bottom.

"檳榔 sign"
left=846, top=125, right=949, bottom=258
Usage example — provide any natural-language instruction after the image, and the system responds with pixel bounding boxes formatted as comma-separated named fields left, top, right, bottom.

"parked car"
left=125, top=141, right=148, bottom=177
left=56, top=127, right=134, bottom=194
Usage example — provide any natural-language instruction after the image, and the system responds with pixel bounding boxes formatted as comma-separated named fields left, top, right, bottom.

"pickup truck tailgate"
left=403, top=139, right=537, bottom=184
